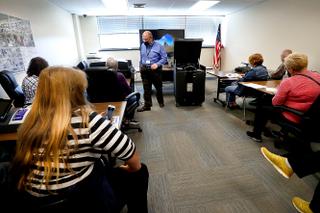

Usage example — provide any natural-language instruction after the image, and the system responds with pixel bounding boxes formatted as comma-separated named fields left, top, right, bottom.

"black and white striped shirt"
left=26, top=111, right=135, bottom=197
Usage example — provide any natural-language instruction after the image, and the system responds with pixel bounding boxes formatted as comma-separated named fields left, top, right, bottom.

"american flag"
left=213, top=24, right=223, bottom=70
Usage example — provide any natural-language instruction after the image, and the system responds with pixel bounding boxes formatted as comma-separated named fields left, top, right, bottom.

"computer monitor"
left=139, top=29, right=185, bottom=59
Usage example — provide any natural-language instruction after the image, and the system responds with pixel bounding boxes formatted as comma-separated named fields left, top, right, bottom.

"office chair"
left=89, top=61, right=106, bottom=67
left=85, top=67, right=124, bottom=102
left=0, top=70, right=25, bottom=107
left=122, top=91, right=142, bottom=132
left=76, top=60, right=89, bottom=70
left=273, top=95, right=320, bottom=152
left=85, top=67, right=142, bottom=132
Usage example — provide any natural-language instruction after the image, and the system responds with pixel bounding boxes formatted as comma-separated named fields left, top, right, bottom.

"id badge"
left=146, top=60, right=151, bottom=65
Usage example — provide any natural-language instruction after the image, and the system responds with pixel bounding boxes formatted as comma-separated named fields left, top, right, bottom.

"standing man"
left=138, top=31, right=167, bottom=112
left=270, top=49, right=292, bottom=79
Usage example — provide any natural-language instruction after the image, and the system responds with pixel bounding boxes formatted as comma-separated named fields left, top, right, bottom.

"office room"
left=0, top=0, right=320, bottom=212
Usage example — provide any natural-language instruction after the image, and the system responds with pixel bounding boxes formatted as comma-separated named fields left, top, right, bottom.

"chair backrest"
left=118, top=60, right=133, bottom=78
left=302, top=95, right=320, bottom=132
left=85, top=67, right=124, bottom=102
left=0, top=70, right=25, bottom=107
left=76, top=61, right=89, bottom=71
left=124, top=92, right=140, bottom=120
left=89, top=61, right=106, bottom=67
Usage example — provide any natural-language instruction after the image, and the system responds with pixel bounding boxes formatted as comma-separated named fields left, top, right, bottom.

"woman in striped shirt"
left=12, top=67, right=148, bottom=212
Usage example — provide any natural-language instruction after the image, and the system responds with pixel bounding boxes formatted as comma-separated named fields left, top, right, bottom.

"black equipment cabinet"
left=173, top=39, right=206, bottom=106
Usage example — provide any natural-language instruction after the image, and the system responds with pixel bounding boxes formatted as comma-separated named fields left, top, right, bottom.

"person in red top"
left=247, top=53, right=320, bottom=142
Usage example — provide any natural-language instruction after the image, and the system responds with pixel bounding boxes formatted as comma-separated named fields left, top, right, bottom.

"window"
left=97, top=16, right=142, bottom=50
left=143, top=16, right=185, bottom=29
left=97, top=16, right=223, bottom=50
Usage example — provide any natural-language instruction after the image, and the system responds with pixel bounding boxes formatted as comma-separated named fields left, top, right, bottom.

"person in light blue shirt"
left=138, top=31, right=167, bottom=112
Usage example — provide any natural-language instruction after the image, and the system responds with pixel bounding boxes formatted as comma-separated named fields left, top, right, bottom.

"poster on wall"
left=0, top=13, right=37, bottom=73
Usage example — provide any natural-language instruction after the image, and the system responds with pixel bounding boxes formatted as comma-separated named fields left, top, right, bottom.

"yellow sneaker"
left=292, top=197, right=314, bottom=213
left=260, top=147, right=293, bottom=179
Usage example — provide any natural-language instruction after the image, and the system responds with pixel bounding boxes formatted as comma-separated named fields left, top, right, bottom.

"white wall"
left=0, top=0, right=79, bottom=66
left=0, top=0, right=79, bottom=98
left=79, top=16, right=214, bottom=68
left=223, top=0, right=320, bottom=72
left=79, top=16, right=100, bottom=55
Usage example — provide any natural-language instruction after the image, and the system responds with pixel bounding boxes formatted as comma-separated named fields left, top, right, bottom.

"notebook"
left=8, top=106, right=31, bottom=125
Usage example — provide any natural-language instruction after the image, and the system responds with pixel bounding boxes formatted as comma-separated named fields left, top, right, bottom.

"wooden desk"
left=239, top=80, right=282, bottom=95
left=0, top=101, right=127, bottom=142
left=207, top=71, right=243, bottom=106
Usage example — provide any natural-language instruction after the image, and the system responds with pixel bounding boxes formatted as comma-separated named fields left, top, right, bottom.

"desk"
left=92, top=101, right=127, bottom=129
left=207, top=71, right=243, bottom=106
left=0, top=101, right=127, bottom=142
left=239, top=80, right=281, bottom=95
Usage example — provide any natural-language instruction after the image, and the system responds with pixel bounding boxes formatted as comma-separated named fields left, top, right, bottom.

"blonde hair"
left=13, top=66, right=91, bottom=191
left=249, top=53, right=264, bottom=66
left=284, top=53, right=308, bottom=72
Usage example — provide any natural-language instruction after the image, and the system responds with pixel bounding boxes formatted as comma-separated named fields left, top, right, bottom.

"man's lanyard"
left=146, top=42, right=154, bottom=57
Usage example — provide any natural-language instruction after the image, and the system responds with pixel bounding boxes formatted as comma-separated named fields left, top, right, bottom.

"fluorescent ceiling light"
left=102, top=0, right=128, bottom=11
left=190, top=1, right=220, bottom=11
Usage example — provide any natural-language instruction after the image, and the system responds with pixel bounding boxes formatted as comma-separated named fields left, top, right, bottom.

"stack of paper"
left=226, top=73, right=242, bottom=78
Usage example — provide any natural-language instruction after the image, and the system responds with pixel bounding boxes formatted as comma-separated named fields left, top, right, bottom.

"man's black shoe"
left=159, top=103, right=164, bottom=108
left=246, top=131, right=262, bottom=142
left=137, top=106, right=151, bottom=112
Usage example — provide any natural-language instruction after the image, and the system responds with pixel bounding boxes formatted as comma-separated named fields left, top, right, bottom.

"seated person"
left=270, top=49, right=292, bottom=80
left=11, top=67, right=149, bottom=212
left=225, top=53, right=269, bottom=108
left=106, top=57, right=132, bottom=99
left=22, top=57, right=48, bottom=105
left=247, top=53, right=320, bottom=142
left=261, top=147, right=320, bottom=213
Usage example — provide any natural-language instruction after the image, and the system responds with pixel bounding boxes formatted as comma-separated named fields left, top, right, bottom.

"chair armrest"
left=273, top=105, right=304, bottom=117
left=124, top=91, right=140, bottom=101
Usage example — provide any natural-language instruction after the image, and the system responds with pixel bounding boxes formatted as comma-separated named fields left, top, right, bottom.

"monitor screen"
left=139, top=29, right=185, bottom=58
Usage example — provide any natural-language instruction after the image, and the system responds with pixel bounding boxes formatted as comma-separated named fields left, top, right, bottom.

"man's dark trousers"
left=140, top=66, right=164, bottom=108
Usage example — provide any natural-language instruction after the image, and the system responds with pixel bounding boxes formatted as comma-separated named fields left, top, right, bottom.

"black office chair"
left=85, top=67, right=124, bottom=102
left=273, top=95, right=320, bottom=152
left=89, top=61, right=106, bottom=67
left=76, top=60, right=89, bottom=71
left=122, top=92, right=142, bottom=132
left=85, top=67, right=142, bottom=132
left=0, top=70, right=25, bottom=107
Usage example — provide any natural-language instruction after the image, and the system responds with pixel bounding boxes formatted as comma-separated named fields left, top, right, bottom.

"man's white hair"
left=106, top=57, right=118, bottom=70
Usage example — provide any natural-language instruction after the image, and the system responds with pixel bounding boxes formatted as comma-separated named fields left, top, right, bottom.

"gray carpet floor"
left=125, top=78, right=315, bottom=213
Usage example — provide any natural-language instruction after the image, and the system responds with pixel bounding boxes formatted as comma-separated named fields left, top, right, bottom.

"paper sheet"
left=243, top=83, right=266, bottom=89
left=266, top=87, right=277, bottom=93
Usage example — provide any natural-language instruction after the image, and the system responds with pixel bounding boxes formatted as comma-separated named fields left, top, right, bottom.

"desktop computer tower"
left=173, top=39, right=206, bottom=106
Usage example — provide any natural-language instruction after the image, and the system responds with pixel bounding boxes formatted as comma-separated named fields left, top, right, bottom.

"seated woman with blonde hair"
left=11, top=67, right=149, bottom=212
